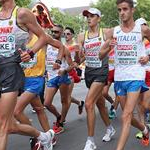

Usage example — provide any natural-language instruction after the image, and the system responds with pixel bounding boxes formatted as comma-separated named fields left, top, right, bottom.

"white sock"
left=107, top=125, right=113, bottom=130
left=87, top=136, right=94, bottom=143
left=37, top=132, right=46, bottom=141
left=142, top=126, right=148, bottom=135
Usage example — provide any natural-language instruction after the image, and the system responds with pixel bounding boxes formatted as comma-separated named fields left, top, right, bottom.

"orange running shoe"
left=141, top=132, right=149, bottom=146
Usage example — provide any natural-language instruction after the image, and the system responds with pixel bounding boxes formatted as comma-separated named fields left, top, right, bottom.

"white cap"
left=135, top=18, right=147, bottom=25
left=83, top=8, right=101, bottom=17
left=133, top=0, right=137, bottom=7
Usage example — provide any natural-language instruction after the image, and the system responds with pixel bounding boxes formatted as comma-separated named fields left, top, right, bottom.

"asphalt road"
left=7, top=80, right=150, bottom=150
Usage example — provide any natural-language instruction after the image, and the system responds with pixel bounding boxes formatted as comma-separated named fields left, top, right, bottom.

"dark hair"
left=65, top=27, right=75, bottom=34
left=116, top=0, right=134, bottom=8
left=36, top=5, right=44, bottom=12
left=54, top=24, right=64, bottom=30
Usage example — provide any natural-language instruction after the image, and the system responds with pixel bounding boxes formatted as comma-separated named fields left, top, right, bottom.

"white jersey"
left=46, top=45, right=68, bottom=80
left=46, top=45, right=60, bottom=80
left=113, top=24, right=146, bottom=81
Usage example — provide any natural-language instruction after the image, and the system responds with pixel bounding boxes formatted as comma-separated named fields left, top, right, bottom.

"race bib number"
left=0, top=35, right=15, bottom=57
left=116, top=45, right=138, bottom=65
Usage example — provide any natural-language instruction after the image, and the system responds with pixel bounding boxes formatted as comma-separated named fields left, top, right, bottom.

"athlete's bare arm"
left=99, top=28, right=114, bottom=60
left=17, top=8, right=47, bottom=53
left=17, top=8, right=64, bottom=62
left=77, top=33, right=86, bottom=64
left=139, top=25, right=150, bottom=65
left=46, top=35, right=64, bottom=61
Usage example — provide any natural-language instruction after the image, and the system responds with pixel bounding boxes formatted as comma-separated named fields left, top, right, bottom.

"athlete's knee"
left=14, top=107, right=23, bottom=118
left=33, top=106, right=45, bottom=114
left=121, top=111, right=132, bottom=123
left=85, top=100, right=94, bottom=110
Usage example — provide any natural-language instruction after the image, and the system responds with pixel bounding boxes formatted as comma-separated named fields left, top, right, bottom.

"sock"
left=107, top=125, right=113, bottom=130
left=37, top=132, right=47, bottom=142
left=87, top=136, right=94, bottom=143
left=59, top=122, right=64, bottom=127
left=110, top=104, right=114, bottom=111
left=142, top=126, right=148, bottom=135
left=57, top=115, right=61, bottom=122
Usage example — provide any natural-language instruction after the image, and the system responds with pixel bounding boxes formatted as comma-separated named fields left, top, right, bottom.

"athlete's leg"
left=59, top=83, right=70, bottom=123
left=44, top=87, right=60, bottom=118
left=0, top=92, right=18, bottom=150
left=85, top=82, right=105, bottom=136
left=30, top=96, right=50, bottom=132
left=14, top=91, right=36, bottom=125
left=116, top=90, right=142, bottom=150
left=96, top=95, right=111, bottom=126
left=119, top=96, right=145, bottom=131
left=102, top=82, right=114, bottom=104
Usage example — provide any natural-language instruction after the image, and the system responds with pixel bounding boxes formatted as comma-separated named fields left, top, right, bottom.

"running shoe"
left=109, top=109, right=116, bottom=119
left=102, top=127, right=116, bottom=142
left=136, top=131, right=143, bottom=139
left=141, top=133, right=149, bottom=146
left=53, top=125, right=64, bottom=134
left=78, top=100, right=84, bottom=114
left=40, top=129, right=54, bottom=150
left=30, top=137, right=41, bottom=150
left=83, top=140, right=96, bottom=150
left=141, top=126, right=149, bottom=146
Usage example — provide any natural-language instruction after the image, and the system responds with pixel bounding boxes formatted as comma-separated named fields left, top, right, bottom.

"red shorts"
left=69, top=69, right=81, bottom=83
left=108, top=69, right=114, bottom=83
left=145, top=71, right=150, bottom=87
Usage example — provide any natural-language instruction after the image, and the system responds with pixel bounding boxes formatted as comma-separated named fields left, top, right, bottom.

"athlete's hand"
left=58, top=69, right=67, bottom=76
left=109, top=37, right=117, bottom=49
left=20, top=51, right=31, bottom=62
left=139, top=56, right=149, bottom=65
left=53, top=63, right=61, bottom=70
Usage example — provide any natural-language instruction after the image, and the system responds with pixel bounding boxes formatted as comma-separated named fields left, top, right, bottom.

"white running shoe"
left=41, top=129, right=55, bottom=150
left=102, top=127, right=116, bottom=142
left=83, top=140, right=96, bottom=150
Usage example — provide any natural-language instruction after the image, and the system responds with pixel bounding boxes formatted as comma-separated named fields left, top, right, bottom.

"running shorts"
left=114, top=80, right=149, bottom=96
left=69, top=69, right=81, bottom=83
left=108, top=69, right=114, bottom=83
left=24, top=77, right=45, bottom=96
left=145, top=71, right=150, bottom=87
left=0, top=63, right=25, bottom=95
left=47, top=74, right=71, bottom=88
left=85, top=66, right=108, bottom=88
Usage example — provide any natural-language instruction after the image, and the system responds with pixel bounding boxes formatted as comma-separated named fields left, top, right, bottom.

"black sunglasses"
left=51, top=30, right=60, bottom=34
left=64, top=32, right=72, bottom=36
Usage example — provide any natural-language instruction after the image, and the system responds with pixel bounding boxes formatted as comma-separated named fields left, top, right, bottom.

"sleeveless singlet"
left=0, top=6, right=29, bottom=65
left=66, top=40, right=78, bottom=61
left=113, top=24, right=146, bottom=81
left=144, top=39, right=150, bottom=72
left=83, top=28, right=108, bottom=68
left=24, top=35, right=46, bottom=77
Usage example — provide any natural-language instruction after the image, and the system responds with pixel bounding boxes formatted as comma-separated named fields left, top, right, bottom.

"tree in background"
left=16, top=0, right=31, bottom=7
left=50, top=8, right=85, bottom=35
left=92, top=0, right=150, bottom=27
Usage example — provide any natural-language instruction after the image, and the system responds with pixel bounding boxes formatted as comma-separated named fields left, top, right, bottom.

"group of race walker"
left=0, top=0, right=150, bottom=150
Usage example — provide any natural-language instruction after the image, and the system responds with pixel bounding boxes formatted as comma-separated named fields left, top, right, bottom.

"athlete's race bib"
left=0, top=34, right=16, bottom=57
left=116, top=44, right=138, bottom=65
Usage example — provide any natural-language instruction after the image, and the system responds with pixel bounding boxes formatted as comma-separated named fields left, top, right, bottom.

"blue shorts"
left=24, top=77, right=45, bottom=95
left=47, top=74, right=71, bottom=88
left=114, top=80, right=149, bottom=96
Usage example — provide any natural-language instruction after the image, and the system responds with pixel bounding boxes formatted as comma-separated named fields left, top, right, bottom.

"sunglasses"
left=64, top=32, right=72, bottom=36
left=51, top=30, right=60, bottom=34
